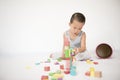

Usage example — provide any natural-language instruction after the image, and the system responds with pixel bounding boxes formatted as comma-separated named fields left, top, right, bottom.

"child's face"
left=69, top=20, right=84, bottom=36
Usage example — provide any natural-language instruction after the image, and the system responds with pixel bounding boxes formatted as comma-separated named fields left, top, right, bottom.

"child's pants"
left=51, top=50, right=91, bottom=61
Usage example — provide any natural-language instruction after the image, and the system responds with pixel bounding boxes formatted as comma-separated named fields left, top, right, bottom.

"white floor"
left=0, top=51, right=120, bottom=80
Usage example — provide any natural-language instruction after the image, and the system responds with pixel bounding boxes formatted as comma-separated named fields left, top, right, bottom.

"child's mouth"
left=74, top=33, right=77, bottom=35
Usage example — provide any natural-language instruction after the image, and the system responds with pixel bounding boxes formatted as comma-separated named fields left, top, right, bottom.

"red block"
left=44, top=66, right=50, bottom=71
left=85, top=71, right=90, bottom=76
left=64, top=70, right=70, bottom=74
left=41, top=75, right=48, bottom=80
left=60, top=65, right=64, bottom=70
left=93, top=62, right=99, bottom=65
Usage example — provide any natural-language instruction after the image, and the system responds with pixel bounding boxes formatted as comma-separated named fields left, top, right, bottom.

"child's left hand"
left=74, top=48, right=79, bottom=55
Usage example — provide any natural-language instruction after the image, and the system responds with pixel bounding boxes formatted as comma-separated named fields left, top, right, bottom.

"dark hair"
left=70, top=12, right=86, bottom=23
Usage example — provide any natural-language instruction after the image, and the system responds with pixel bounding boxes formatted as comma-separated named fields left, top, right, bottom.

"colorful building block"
left=70, top=66, right=77, bottom=76
left=93, top=62, right=99, bottom=65
left=95, top=71, right=102, bottom=78
left=41, top=75, right=48, bottom=80
left=90, top=67, right=95, bottom=77
left=85, top=71, right=90, bottom=76
left=44, top=66, right=50, bottom=71
left=60, top=65, right=64, bottom=70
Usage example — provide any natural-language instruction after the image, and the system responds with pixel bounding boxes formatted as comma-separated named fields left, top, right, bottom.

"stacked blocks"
left=64, top=37, right=77, bottom=75
left=64, top=58, right=70, bottom=74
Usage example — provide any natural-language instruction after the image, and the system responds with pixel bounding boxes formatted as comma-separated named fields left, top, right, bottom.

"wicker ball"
left=96, top=43, right=112, bottom=58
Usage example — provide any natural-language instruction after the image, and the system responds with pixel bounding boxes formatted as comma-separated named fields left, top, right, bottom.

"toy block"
left=60, top=65, right=64, bottom=70
left=70, top=66, right=77, bottom=76
left=25, top=66, right=31, bottom=70
left=95, top=71, right=102, bottom=78
left=90, top=67, right=95, bottom=77
left=86, top=60, right=93, bottom=64
left=41, top=75, right=48, bottom=80
left=93, top=62, right=99, bottom=65
left=70, top=69, right=76, bottom=76
left=90, top=67, right=95, bottom=71
left=85, top=71, right=90, bottom=76
left=44, top=66, right=50, bottom=71
left=58, top=78, right=63, bottom=80
left=49, top=72, right=55, bottom=76
left=51, top=77, right=57, bottom=80
left=54, top=62, right=59, bottom=65
left=64, top=49, right=70, bottom=58
left=90, top=71, right=95, bottom=77
left=64, top=70, right=70, bottom=74
left=56, top=70, right=61, bottom=74
left=53, top=73, right=64, bottom=78
left=57, top=58, right=62, bottom=62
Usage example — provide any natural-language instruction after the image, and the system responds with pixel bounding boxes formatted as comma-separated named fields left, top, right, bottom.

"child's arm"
left=74, top=32, right=86, bottom=54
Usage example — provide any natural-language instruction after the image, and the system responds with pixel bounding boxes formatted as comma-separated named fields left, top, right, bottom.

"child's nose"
left=74, top=29, right=78, bottom=33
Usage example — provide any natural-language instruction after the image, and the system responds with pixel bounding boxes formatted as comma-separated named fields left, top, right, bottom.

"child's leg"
left=75, top=50, right=91, bottom=61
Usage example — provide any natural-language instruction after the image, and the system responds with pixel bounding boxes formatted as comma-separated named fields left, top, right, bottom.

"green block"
left=49, top=72, right=55, bottom=76
left=65, top=49, right=69, bottom=58
left=56, top=70, right=61, bottom=74
left=57, top=58, right=62, bottom=62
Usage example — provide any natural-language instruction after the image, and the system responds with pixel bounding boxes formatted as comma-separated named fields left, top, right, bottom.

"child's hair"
left=70, top=12, right=86, bottom=23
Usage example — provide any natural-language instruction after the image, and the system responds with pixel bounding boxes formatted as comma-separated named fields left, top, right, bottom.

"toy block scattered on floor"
left=60, top=65, right=64, bottom=70
left=44, top=66, right=50, bottom=71
left=41, top=75, right=48, bottom=80
left=95, top=71, right=102, bottom=78
left=86, top=60, right=99, bottom=65
left=85, top=67, right=102, bottom=78
left=70, top=66, right=77, bottom=76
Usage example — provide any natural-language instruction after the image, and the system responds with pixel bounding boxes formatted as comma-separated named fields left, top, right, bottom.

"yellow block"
left=53, top=74, right=64, bottom=78
left=90, top=67, right=95, bottom=71
left=86, top=60, right=93, bottom=64
left=90, top=71, right=95, bottom=77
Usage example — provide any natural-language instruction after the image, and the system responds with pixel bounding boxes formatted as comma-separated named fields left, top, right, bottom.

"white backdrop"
left=0, top=0, right=120, bottom=56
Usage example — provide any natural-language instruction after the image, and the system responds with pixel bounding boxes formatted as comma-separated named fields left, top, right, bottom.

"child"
left=62, top=12, right=90, bottom=61
left=50, top=12, right=90, bottom=60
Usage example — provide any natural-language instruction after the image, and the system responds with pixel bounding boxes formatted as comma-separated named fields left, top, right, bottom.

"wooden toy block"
left=51, top=77, right=57, bottom=80
left=41, top=75, right=48, bottom=80
left=70, top=70, right=76, bottom=76
left=90, top=67, right=95, bottom=77
left=54, top=62, right=59, bottom=65
left=44, top=66, right=50, bottom=71
left=58, top=78, right=63, bottom=80
left=53, top=73, right=64, bottom=78
left=93, top=62, right=99, bottom=65
left=90, top=71, right=95, bottom=77
left=60, top=65, right=64, bottom=70
left=90, top=67, right=95, bottom=71
left=85, top=71, right=90, bottom=76
left=95, top=71, right=102, bottom=78
left=49, top=72, right=55, bottom=76
left=64, top=70, right=70, bottom=74
left=86, top=60, right=93, bottom=64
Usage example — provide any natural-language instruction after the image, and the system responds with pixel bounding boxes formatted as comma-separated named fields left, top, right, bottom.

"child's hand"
left=74, top=48, right=79, bottom=55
